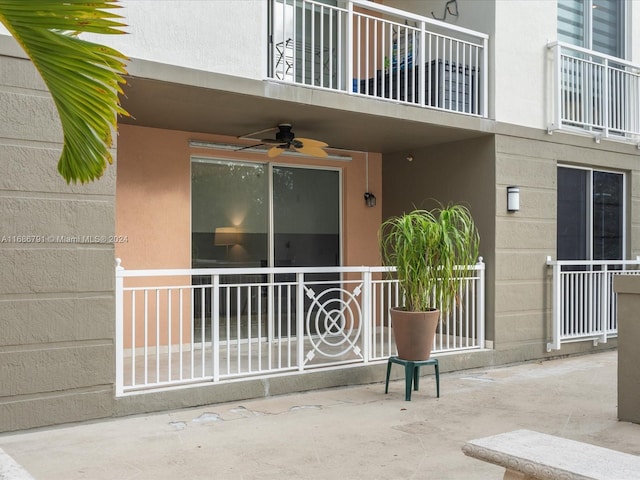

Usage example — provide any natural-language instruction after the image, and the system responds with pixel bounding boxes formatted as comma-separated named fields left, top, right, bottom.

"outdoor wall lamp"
left=507, top=186, right=520, bottom=212
left=364, top=152, right=376, bottom=207
left=364, top=192, right=377, bottom=207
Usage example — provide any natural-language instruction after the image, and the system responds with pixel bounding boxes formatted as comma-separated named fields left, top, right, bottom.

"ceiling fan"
left=240, top=124, right=329, bottom=158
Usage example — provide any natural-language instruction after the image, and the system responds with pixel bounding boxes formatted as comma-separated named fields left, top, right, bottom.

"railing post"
left=418, top=20, right=426, bottom=107
left=551, top=42, right=562, bottom=132
left=115, top=258, right=124, bottom=396
left=603, top=57, right=609, bottom=138
left=296, top=272, right=305, bottom=371
left=476, top=257, right=485, bottom=349
left=347, top=1, right=354, bottom=94
left=362, top=269, right=372, bottom=362
left=547, top=256, right=561, bottom=352
left=212, top=274, right=220, bottom=382
left=481, top=36, right=488, bottom=118
left=600, top=264, right=609, bottom=345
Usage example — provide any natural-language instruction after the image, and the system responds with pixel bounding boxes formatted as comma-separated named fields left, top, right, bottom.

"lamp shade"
left=214, top=227, right=240, bottom=246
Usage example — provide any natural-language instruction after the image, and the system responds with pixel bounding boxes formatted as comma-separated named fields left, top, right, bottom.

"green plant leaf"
left=0, top=0, right=129, bottom=183
left=379, top=203, right=479, bottom=312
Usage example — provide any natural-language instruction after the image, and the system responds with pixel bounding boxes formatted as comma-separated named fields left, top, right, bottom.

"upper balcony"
left=268, top=0, right=488, bottom=118
left=548, top=41, right=640, bottom=145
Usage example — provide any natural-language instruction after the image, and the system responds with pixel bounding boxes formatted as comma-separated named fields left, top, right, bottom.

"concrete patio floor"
left=1, top=350, right=639, bottom=479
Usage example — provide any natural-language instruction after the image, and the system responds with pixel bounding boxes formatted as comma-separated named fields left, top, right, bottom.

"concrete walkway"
left=1, top=350, right=639, bottom=479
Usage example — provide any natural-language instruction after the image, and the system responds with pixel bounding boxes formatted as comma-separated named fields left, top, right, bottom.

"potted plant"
left=379, top=204, right=479, bottom=360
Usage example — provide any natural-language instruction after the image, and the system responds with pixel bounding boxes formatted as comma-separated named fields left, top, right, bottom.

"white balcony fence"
left=115, top=259, right=486, bottom=395
left=546, top=257, right=640, bottom=352
left=548, top=41, right=640, bottom=142
left=270, top=0, right=488, bottom=116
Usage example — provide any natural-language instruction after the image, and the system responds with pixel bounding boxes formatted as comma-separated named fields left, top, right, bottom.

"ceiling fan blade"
left=295, top=137, right=329, bottom=148
left=239, top=126, right=278, bottom=140
left=235, top=143, right=264, bottom=152
left=267, top=146, right=285, bottom=158
left=294, top=145, right=329, bottom=158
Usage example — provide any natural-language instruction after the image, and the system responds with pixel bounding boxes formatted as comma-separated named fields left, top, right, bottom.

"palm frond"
left=0, top=0, right=129, bottom=183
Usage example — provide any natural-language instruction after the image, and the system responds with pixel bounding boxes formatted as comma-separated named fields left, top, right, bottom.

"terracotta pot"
left=390, top=307, right=439, bottom=361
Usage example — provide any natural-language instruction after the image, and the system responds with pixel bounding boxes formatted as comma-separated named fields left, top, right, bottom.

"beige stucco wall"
left=494, top=128, right=640, bottom=358
left=382, top=135, right=497, bottom=339
left=382, top=127, right=640, bottom=360
left=613, top=275, right=640, bottom=424
left=0, top=38, right=116, bottom=432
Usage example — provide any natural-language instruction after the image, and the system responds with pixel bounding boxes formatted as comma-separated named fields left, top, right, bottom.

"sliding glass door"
left=273, top=166, right=340, bottom=268
left=192, top=160, right=340, bottom=269
left=557, top=166, right=624, bottom=262
left=191, top=158, right=341, bottom=338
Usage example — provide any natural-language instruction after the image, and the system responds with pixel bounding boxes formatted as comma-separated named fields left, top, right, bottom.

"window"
left=558, top=0, right=625, bottom=58
left=557, top=166, right=624, bottom=261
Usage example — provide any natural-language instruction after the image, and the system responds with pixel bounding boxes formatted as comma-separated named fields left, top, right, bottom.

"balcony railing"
left=270, top=0, right=488, bottom=117
left=548, top=41, right=640, bottom=142
left=546, top=257, right=640, bottom=351
left=115, top=259, right=485, bottom=395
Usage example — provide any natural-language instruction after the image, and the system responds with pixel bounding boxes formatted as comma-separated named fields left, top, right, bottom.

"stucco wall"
left=381, top=135, right=497, bottom=340
left=493, top=134, right=556, bottom=351
left=382, top=128, right=640, bottom=359
left=494, top=128, right=640, bottom=357
left=115, top=125, right=382, bottom=270
left=613, top=275, right=640, bottom=424
left=82, top=0, right=266, bottom=80
left=0, top=37, right=116, bottom=432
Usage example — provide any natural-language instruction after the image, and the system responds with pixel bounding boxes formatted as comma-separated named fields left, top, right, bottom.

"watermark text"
left=1, top=235, right=129, bottom=244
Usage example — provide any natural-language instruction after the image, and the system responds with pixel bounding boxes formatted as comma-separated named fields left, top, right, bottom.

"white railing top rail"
left=546, top=256, right=640, bottom=267
left=115, top=258, right=485, bottom=278
left=548, top=40, right=640, bottom=71
left=350, top=0, right=489, bottom=41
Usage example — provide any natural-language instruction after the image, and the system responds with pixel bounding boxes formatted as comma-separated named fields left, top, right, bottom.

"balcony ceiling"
left=119, top=59, right=493, bottom=155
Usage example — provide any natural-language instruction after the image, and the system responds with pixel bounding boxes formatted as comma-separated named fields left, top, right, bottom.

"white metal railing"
left=115, top=258, right=485, bottom=395
left=548, top=41, right=640, bottom=142
left=546, top=256, right=640, bottom=351
left=270, top=0, right=488, bottom=116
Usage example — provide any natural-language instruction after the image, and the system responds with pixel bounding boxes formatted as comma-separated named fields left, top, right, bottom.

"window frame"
left=557, top=0, right=629, bottom=59
left=557, top=164, right=627, bottom=261
left=190, top=156, right=343, bottom=269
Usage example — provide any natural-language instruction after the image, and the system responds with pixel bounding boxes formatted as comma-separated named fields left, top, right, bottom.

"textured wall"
left=494, top=128, right=640, bottom=356
left=381, top=135, right=497, bottom=339
left=382, top=127, right=640, bottom=361
left=81, top=0, right=265, bottom=79
left=0, top=37, right=116, bottom=432
left=614, top=275, right=640, bottom=424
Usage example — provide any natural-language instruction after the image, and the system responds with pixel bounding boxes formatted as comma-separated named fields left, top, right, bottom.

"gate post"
left=115, top=258, right=124, bottom=396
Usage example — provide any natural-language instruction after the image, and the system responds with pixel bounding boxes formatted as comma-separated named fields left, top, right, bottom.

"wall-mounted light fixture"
left=507, top=186, right=520, bottom=212
left=364, top=192, right=377, bottom=207
left=364, top=152, right=376, bottom=207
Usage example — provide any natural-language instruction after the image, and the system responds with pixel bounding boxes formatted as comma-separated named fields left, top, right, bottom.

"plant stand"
left=384, top=356, right=440, bottom=401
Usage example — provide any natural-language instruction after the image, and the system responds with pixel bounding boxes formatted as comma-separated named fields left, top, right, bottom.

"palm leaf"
left=0, top=0, right=129, bottom=183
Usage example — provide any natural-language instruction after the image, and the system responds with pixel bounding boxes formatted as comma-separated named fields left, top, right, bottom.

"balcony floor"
left=1, top=350, right=638, bottom=479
